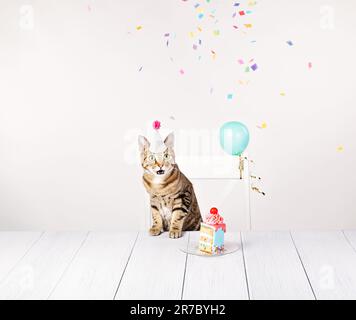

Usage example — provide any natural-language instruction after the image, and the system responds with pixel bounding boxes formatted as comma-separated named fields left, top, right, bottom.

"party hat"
left=150, top=120, right=166, bottom=153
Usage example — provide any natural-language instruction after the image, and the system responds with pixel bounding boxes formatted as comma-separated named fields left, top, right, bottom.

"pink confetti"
left=308, top=62, right=312, bottom=69
left=238, top=59, right=244, bottom=64
left=193, top=44, right=198, bottom=50
left=179, top=69, right=185, bottom=75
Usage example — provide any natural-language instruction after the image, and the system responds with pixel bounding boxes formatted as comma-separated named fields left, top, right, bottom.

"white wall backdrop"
left=0, top=0, right=355, bottom=230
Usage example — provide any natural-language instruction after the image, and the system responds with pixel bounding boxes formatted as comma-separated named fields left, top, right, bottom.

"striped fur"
left=139, top=133, right=202, bottom=238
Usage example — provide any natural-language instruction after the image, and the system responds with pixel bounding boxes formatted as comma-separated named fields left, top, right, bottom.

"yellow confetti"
left=244, top=24, right=253, bottom=28
left=189, top=31, right=195, bottom=38
left=196, top=7, right=204, bottom=13
left=197, top=26, right=203, bottom=32
left=337, top=145, right=344, bottom=152
left=238, top=80, right=250, bottom=85
left=248, top=0, right=257, bottom=6
left=257, top=122, right=267, bottom=129
left=136, top=25, right=142, bottom=30
left=213, top=30, right=220, bottom=36
left=280, top=92, right=286, bottom=96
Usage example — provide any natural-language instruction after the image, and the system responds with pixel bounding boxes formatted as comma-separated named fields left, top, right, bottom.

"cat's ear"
left=138, top=135, right=150, bottom=152
left=164, top=132, right=174, bottom=149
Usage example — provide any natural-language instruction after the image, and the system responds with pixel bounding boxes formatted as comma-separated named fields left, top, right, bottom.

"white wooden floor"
left=0, top=231, right=356, bottom=300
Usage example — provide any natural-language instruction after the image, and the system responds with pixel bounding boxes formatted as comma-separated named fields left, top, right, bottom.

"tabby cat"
left=139, top=133, right=202, bottom=238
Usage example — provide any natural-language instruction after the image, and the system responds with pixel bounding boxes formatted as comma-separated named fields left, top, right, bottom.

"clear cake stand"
left=180, top=241, right=240, bottom=257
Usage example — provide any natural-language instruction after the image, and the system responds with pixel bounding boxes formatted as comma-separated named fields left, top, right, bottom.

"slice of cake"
left=199, top=207, right=226, bottom=254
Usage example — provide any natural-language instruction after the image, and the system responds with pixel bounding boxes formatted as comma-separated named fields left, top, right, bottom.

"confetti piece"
left=227, top=93, right=233, bottom=100
left=138, top=66, right=143, bottom=72
left=193, top=44, right=198, bottom=50
left=248, top=0, right=257, bottom=6
left=238, top=59, right=244, bottom=64
left=198, top=13, right=204, bottom=19
left=210, top=87, right=214, bottom=94
left=308, top=62, right=312, bottom=69
left=251, top=63, right=258, bottom=71
left=280, top=92, right=285, bottom=96
left=250, top=40, right=256, bottom=43
left=198, top=39, right=202, bottom=45
left=197, top=26, right=203, bottom=32
left=211, top=50, right=216, bottom=59
left=213, top=30, right=220, bottom=36
left=169, top=116, right=175, bottom=120
left=246, top=10, right=252, bottom=14
left=245, top=66, right=250, bottom=72
left=136, top=25, right=142, bottom=30
left=337, top=145, right=344, bottom=152
left=194, top=3, right=200, bottom=8
left=238, top=80, right=250, bottom=85
left=189, top=31, right=195, bottom=38
left=239, top=11, right=245, bottom=15
left=286, top=40, right=293, bottom=46
left=233, top=25, right=238, bottom=29
left=232, top=12, right=237, bottom=18
left=179, top=69, right=185, bottom=75
left=87, top=5, right=91, bottom=11
left=234, top=3, right=240, bottom=6
left=164, top=33, right=170, bottom=37
left=257, top=122, right=267, bottom=129
left=244, top=23, right=252, bottom=28
left=166, top=40, right=169, bottom=46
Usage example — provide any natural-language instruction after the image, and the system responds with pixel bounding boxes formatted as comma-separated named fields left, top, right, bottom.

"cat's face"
left=138, top=133, right=176, bottom=177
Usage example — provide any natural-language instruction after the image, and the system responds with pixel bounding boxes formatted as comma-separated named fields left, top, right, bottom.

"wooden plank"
left=0, top=232, right=87, bottom=300
left=0, top=232, right=43, bottom=282
left=115, top=231, right=188, bottom=300
left=182, top=232, right=248, bottom=300
left=344, top=230, right=356, bottom=252
left=242, top=231, right=314, bottom=300
left=292, top=231, right=356, bottom=300
left=50, top=232, right=138, bottom=300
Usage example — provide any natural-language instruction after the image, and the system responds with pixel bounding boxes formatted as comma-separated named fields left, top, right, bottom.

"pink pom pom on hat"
left=153, top=120, right=161, bottom=130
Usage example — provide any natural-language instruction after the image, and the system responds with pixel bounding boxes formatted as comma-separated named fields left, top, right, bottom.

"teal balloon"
left=220, top=121, right=250, bottom=156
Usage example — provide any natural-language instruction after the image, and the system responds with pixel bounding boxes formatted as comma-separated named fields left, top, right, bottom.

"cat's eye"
left=164, top=154, right=170, bottom=160
left=148, top=155, right=155, bottom=162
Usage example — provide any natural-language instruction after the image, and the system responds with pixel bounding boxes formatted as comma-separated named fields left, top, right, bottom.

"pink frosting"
left=205, top=212, right=224, bottom=225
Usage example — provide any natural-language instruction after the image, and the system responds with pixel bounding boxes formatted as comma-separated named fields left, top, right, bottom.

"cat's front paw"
left=149, top=226, right=162, bottom=236
left=169, top=229, right=182, bottom=239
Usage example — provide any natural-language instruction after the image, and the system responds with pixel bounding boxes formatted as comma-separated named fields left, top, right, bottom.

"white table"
left=0, top=230, right=356, bottom=300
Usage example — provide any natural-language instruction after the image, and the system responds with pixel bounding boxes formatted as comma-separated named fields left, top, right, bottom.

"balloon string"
left=239, top=155, right=244, bottom=179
